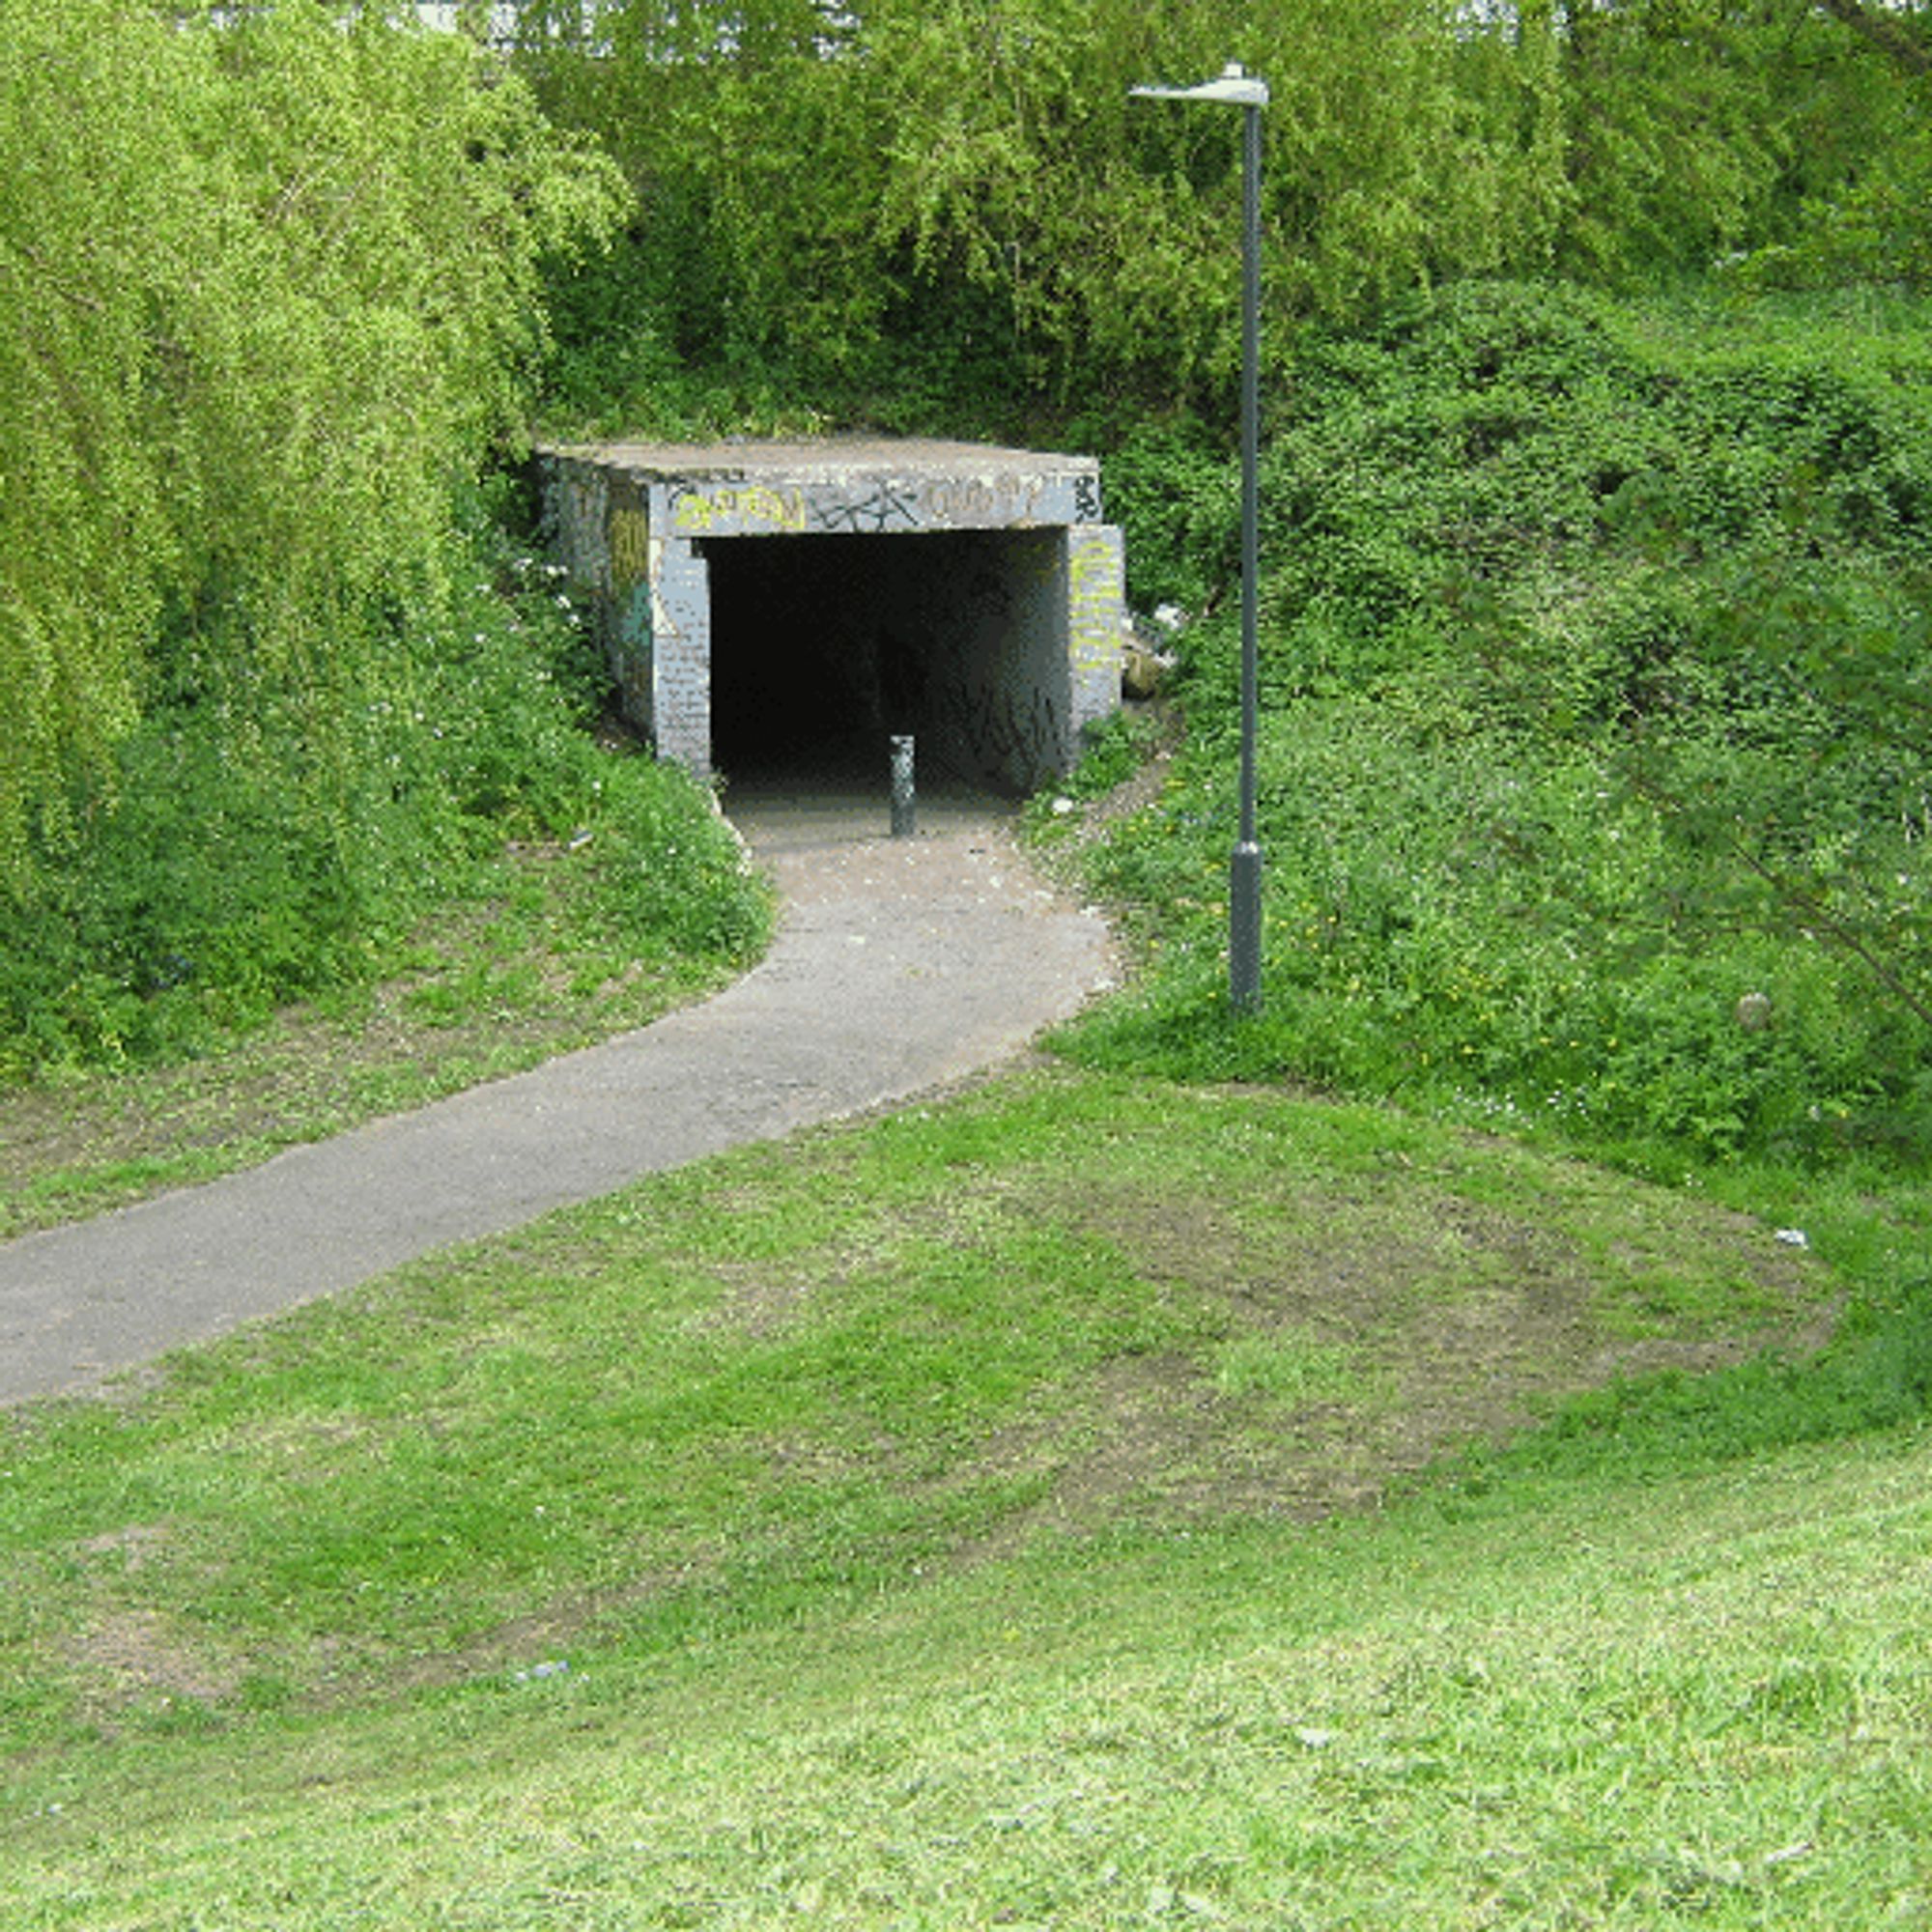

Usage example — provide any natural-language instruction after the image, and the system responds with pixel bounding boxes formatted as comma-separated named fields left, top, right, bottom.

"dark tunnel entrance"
left=704, top=526, right=1070, bottom=798
left=539, top=439, right=1127, bottom=797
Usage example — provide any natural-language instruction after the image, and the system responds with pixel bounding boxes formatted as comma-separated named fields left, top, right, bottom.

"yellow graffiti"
left=1069, top=534, right=1122, bottom=674
left=609, top=507, right=651, bottom=586
left=671, top=485, right=808, bottom=535
left=1071, top=635, right=1120, bottom=677
left=1069, top=535, right=1122, bottom=597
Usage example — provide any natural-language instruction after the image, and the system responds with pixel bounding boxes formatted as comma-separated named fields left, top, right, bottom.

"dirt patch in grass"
left=63, top=1606, right=242, bottom=1716
left=939, top=1144, right=1834, bottom=1554
left=659, top=1072, right=1839, bottom=1580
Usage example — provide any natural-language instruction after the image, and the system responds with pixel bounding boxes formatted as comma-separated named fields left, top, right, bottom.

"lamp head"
left=1129, top=61, right=1268, bottom=107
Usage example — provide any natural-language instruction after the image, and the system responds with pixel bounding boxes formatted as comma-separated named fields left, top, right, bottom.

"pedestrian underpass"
left=539, top=440, right=1126, bottom=796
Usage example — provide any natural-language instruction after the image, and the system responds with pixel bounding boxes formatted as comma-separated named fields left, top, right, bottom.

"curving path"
left=0, top=788, right=1114, bottom=1405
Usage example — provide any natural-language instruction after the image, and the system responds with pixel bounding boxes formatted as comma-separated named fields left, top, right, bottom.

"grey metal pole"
left=1229, top=94, right=1264, bottom=1015
left=1130, top=63, right=1267, bottom=1016
left=890, top=733, right=916, bottom=838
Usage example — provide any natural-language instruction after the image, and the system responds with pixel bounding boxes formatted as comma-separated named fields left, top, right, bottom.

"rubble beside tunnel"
left=539, top=440, right=1126, bottom=797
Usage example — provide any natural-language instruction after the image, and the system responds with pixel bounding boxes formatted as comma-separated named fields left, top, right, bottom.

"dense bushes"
left=1062, top=284, right=1932, bottom=1173
left=10, top=0, right=1930, bottom=1122
left=0, top=1, right=781, bottom=1080
left=0, top=526, right=768, bottom=1079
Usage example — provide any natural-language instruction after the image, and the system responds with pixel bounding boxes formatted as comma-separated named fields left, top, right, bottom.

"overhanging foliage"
left=525, top=0, right=1932, bottom=431
left=0, top=0, right=626, bottom=893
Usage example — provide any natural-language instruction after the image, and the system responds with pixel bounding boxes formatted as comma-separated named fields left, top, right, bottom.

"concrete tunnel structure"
left=539, top=440, right=1127, bottom=795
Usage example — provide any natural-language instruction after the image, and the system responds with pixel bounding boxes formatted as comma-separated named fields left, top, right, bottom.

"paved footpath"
left=0, top=788, right=1114, bottom=1406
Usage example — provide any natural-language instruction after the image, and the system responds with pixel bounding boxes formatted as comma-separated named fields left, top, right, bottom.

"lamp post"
left=1130, top=61, right=1267, bottom=1015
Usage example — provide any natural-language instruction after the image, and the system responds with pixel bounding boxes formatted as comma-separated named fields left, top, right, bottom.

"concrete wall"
left=540, top=440, right=1125, bottom=794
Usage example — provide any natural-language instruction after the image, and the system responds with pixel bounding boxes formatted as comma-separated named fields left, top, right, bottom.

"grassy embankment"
left=5, top=281, right=1931, bottom=1924
left=2, top=1066, right=1928, bottom=1926
left=0, top=835, right=755, bottom=1242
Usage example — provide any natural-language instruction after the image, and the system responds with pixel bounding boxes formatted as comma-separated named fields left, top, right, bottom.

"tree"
left=1466, top=3, right=1932, bottom=286
left=0, top=0, right=625, bottom=894
left=515, top=0, right=1932, bottom=434
left=520, top=0, right=1585, bottom=410
left=1747, top=0, right=1932, bottom=289
left=1814, top=0, right=1931, bottom=77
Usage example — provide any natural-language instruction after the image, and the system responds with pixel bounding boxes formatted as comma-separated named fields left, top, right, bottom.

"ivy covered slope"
left=0, top=0, right=767, bottom=1079
left=1071, top=282, right=1932, bottom=1175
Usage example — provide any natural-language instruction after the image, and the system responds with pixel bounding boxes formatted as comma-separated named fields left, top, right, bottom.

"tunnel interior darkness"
left=706, top=533, right=923, bottom=773
left=703, top=526, right=1066, bottom=796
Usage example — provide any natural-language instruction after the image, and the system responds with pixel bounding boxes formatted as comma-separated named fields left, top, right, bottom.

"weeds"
left=0, top=516, right=769, bottom=1087
left=1065, top=283, right=1932, bottom=1174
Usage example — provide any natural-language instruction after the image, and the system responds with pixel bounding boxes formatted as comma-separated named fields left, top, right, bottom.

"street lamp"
left=1130, top=61, right=1268, bottom=1015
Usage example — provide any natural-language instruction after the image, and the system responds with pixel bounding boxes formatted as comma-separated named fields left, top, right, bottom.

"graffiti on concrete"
left=541, top=441, right=1125, bottom=791
left=610, top=507, right=651, bottom=589
left=1068, top=530, right=1124, bottom=679
left=670, top=482, right=809, bottom=535
left=919, top=474, right=1045, bottom=528
left=811, top=481, right=923, bottom=534
left=946, top=673, right=1066, bottom=791
left=807, top=470, right=1096, bottom=535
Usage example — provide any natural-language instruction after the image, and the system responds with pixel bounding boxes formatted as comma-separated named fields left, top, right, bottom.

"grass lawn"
left=8, top=1428, right=1927, bottom=1927
left=4, top=1065, right=1924, bottom=1927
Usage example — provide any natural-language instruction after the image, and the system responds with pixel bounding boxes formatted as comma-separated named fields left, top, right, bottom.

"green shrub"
left=1071, top=698, right=1924, bottom=1169
left=1071, top=283, right=1932, bottom=1175
left=0, top=524, right=768, bottom=1082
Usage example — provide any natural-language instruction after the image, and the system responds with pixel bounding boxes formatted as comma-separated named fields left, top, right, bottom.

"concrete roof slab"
left=543, top=438, right=1099, bottom=488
